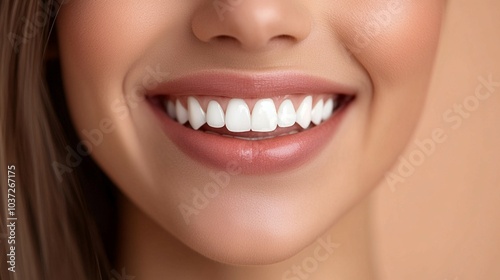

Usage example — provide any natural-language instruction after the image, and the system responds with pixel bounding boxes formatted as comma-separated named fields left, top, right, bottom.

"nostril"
left=213, top=34, right=294, bottom=45
left=274, top=34, right=293, bottom=39
left=210, top=35, right=243, bottom=47
left=214, top=35, right=239, bottom=43
left=271, top=34, right=297, bottom=43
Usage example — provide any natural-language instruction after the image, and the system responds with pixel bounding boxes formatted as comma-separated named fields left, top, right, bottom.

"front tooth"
left=188, top=97, right=206, bottom=130
left=251, top=98, right=278, bottom=132
left=225, top=99, right=251, bottom=132
left=322, top=98, right=334, bottom=121
left=206, top=100, right=225, bottom=128
left=311, top=99, right=324, bottom=125
left=175, top=99, right=188, bottom=124
left=165, top=100, right=176, bottom=119
left=277, top=99, right=296, bottom=128
left=296, top=96, right=312, bottom=129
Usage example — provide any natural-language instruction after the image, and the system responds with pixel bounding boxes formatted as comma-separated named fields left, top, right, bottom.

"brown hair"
left=1, top=0, right=114, bottom=278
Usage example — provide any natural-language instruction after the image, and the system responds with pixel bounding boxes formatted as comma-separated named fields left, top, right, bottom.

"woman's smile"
left=147, top=70, right=356, bottom=174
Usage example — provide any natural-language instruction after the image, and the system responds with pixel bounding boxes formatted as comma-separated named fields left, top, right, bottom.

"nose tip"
left=192, top=0, right=312, bottom=51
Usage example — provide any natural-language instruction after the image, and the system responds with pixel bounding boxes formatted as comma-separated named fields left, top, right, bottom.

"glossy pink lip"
left=147, top=70, right=356, bottom=98
left=147, top=71, right=356, bottom=174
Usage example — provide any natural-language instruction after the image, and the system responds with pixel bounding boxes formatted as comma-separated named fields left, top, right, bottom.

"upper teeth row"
left=165, top=96, right=336, bottom=133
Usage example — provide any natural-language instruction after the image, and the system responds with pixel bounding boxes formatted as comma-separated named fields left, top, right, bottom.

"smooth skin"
left=55, top=0, right=500, bottom=279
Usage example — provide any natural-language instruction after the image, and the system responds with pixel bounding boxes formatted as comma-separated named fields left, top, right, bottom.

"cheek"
left=330, top=0, right=445, bottom=186
left=55, top=1, right=185, bottom=201
left=335, top=0, right=445, bottom=83
left=56, top=0, right=188, bottom=168
left=57, top=1, right=187, bottom=86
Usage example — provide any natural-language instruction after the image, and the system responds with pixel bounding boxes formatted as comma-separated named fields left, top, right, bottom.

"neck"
left=116, top=195, right=375, bottom=280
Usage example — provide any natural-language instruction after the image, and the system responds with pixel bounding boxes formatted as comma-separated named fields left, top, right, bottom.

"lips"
left=147, top=71, right=356, bottom=174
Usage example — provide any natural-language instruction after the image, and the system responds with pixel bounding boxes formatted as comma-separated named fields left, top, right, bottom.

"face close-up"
left=56, top=0, right=445, bottom=265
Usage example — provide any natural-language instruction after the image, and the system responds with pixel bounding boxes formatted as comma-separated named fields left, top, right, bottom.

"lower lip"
left=149, top=100, right=351, bottom=175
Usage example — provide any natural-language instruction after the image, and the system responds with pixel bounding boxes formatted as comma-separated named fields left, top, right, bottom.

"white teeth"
left=166, top=100, right=176, bottom=119
left=251, top=98, right=278, bottom=132
left=225, top=99, right=251, bottom=132
left=296, top=96, right=312, bottom=129
left=175, top=99, right=188, bottom=124
left=188, top=97, right=206, bottom=130
left=277, top=99, right=296, bottom=128
left=311, top=99, right=324, bottom=125
left=206, top=100, right=225, bottom=128
left=322, top=98, right=334, bottom=121
left=168, top=95, right=338, bottom=133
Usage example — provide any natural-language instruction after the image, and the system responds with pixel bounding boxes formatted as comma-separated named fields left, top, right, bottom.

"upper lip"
left=146, top=70, right=357, bottom=98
